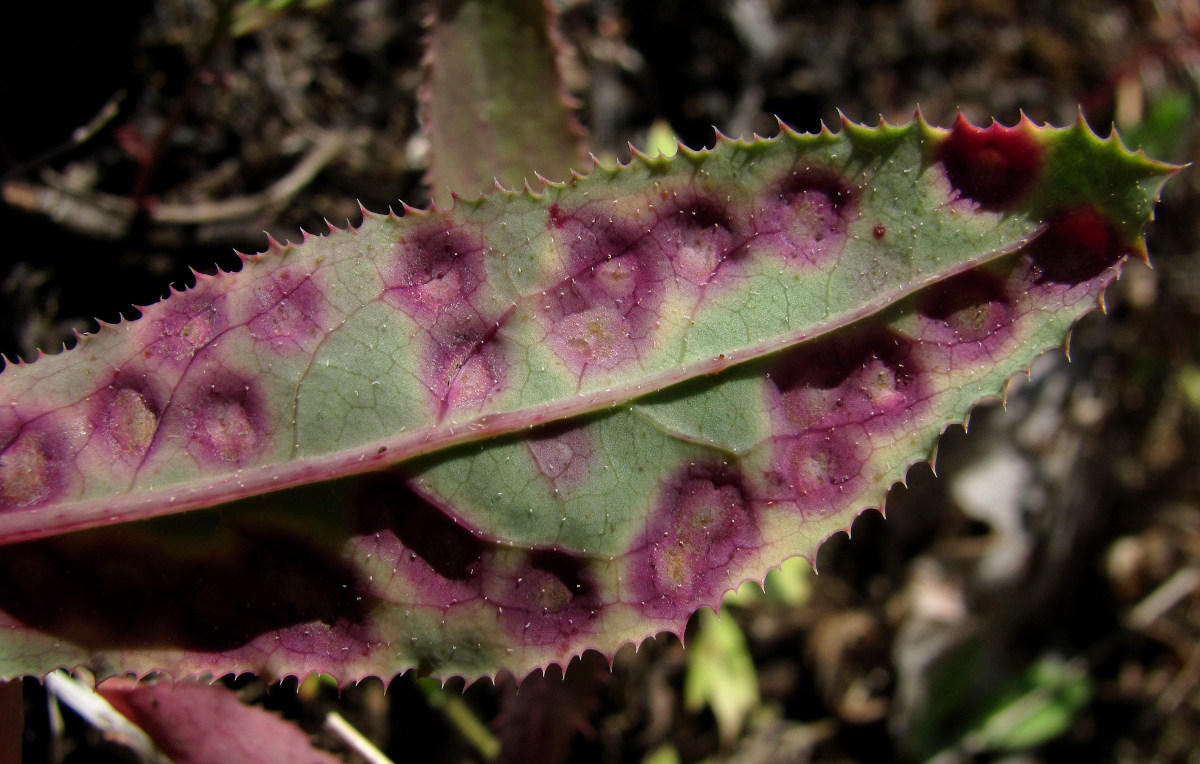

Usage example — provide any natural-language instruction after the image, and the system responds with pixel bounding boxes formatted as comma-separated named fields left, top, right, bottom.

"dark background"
left=2, top=1, right=1198, bottom=761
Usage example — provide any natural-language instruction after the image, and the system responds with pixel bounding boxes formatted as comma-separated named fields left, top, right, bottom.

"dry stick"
left=1, top=130, right=350, bottom=239
left=324, top=711, right=396, bottom=764
left=129, top=0, right=234, bottom=207
left=0, top=90, right=125, bottom=186
left=44, top=671, right=172, bottom=764
left=1126, top=566, right=1200, bottom=630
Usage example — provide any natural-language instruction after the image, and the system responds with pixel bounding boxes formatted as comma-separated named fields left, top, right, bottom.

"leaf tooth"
left=398, top=200, right=426, bottom=218
left=773, top=116, right=800, bottom=138
left=530, top=170, right=554, bottom=195
left=625, top=141, right=650, bottom=162
left=834, top=108, right=858, bottom=133
left=354, top=200, right=376, bottom=223
left=262, top=232, right=289, bottom=253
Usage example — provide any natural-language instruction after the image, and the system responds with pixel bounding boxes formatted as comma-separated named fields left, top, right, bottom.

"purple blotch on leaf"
left=492, top=549, right=600, bottom=646
left=543, top=192, right=742, bottom=373
left=631, top=463, right=757, bottom=618
left=762, top=329, right=925, bottom=513
left=938, top=113, right=1043, bottom=211
left=543, top=208, right=667, bottom=373
left=527, top=421, right=597, bottom=491
left=145, top=289, right=228, bottom=364
left=383, top=222, right=486, bottom=308
left=917, top=269, right=1016, bottom=348
left=767, top=327, right=923, bottom=432
left=90, top=371, right=167, bottom=462
left=759, top=168, right=858, bottom=266
left=428, top=313, right=506, bottom=413
left=383, top=222, right=506, bottom=411
left=656, top=193, right=746, bottom=285
left=176, top=370, right=269, bottom=467
left=0, top=410, right=78, bottom=511
left=770, top=428, right=869, bottom=513
left=247, top=268, right=328, bottom=353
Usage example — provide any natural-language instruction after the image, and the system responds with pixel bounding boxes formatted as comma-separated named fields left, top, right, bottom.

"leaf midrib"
left=0, top=228, right=1042, bottom=546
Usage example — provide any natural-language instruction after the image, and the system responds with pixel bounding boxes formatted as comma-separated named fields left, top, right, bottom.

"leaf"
left=684, top=608, right=759, bottom=744
left=0, top=116, right=1176, bottom=684
left=97, top=678, right=343, bottom=764
left=422, top=0, right=587, bottom=206
left=949, top=657, right=1092, bottom=756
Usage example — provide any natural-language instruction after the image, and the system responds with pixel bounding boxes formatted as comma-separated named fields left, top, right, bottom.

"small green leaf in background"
left=643, top=120, right=680, bottom=159
left=1176, top=364, right=1200, bottom=415
left=684, top=608, right=760, bottom=745
left=962, top=657, right=1092, bottom=755
left=725, top=555, right=811, bottom=608
left=416, top=677, right=500, bottom=761
left=1120, top=89, right=1197, bottom=164
left=641, top=743, right=682, bottom=764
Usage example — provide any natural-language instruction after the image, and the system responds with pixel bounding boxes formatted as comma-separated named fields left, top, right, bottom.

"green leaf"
left=0, top=116, right=1177, bottom=684
left=684, top=608, right=760, bottom=744
left=963, top=657, right=1092, bottom=754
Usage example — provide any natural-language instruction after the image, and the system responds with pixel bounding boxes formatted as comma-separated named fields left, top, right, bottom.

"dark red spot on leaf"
left=1029, top=207, right=1126, bottom=285
left=873, top=223, right=887, bottom=240
left=939, top=113, right=1042, bottom=211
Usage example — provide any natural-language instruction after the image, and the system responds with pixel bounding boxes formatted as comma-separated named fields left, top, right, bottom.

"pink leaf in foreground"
left=98, top=679, right=342, bottom=764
